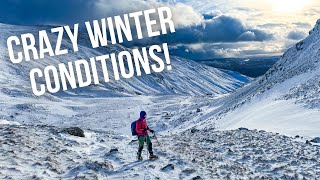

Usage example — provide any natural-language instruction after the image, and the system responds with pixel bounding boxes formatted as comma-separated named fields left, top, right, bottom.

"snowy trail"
left=1, top=123, right=320, bottom=179
left=0, top=124, right=199, bottom=179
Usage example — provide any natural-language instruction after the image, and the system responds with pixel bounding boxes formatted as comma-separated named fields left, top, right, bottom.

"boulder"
left=85, top=161, right=113, bottom=171
left=181, top=168, right=196, bottom=174
left=306, top=140, right=312, bottom=145
left=191, top=128, right=199, bottom=133
left=238, top=127, right=249, bottom=131
left=105, top=148, right=119, bottom=157
left=192, top=176, right=202, bottom=180
left=64, top=127, right=85, bottom=137
left=310, top=137, right=320, bottom=143
left=161, top=164, right=174, bottom=171
left=109, top=148, right=119, bottom=153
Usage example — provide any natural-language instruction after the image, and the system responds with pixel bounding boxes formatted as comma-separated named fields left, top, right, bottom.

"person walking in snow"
left=136, top=111, right=158, bottom=160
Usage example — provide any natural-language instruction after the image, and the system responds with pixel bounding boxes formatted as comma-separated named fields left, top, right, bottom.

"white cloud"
left=168, top=0, right=320, bottom=57
left=93, top=0, right=203, bottom=28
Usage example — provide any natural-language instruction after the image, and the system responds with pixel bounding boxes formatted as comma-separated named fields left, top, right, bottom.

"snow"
left=217, top=98, right=320, bottom=137
left=0, top=126, right=320, bottom=179
left=1, top=124, right=320, bottom=179
left=214, top=64, right=320, bottom=137
left=0, top=119, right=20, bottom=126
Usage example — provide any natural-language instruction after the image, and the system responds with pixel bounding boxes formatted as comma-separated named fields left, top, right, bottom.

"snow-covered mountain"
left=199, top=19, right=320, bottom=137
left=0, top=23, right=249, bottom=99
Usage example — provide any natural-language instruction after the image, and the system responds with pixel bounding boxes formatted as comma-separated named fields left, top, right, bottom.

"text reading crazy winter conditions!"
left=6, top=7, right=175, bottom=96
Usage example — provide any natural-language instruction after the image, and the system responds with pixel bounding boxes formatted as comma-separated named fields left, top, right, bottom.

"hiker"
left=135, top=111, right=158, bottom=160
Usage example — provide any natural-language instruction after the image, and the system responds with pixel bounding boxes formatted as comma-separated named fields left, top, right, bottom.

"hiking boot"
left=149, top=154, right=158, bottom=159
left=137, top=152, right=143, bottom=160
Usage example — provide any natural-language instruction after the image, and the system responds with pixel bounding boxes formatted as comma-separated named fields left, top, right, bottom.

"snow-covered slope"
left=203, top=19, right=320, bottom=137
left=2, top=124, right=320, bottom=179
left=0, top=23, right=249, bottom=98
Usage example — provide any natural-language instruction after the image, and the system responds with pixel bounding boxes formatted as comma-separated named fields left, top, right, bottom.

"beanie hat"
left=140, top=111, right=147, bottom=118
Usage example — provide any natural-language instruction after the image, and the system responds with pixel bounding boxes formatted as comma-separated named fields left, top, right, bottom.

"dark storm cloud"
left=0, top=0, right=273, bottom=60
left=0, top=0, right=98, bottom=25
left=0, top=0, right=272, bottom=43
left=156, top=15, right=273, bottom=45
left=169, top=45, right=206, bottom=60
left=287, top=30, right=307, bottom=40
left=202, top=10, right=222, bottom=20
left=203, top=14, right=216, bottom=20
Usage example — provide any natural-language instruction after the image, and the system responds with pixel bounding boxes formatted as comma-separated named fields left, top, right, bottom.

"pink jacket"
left=136, top=118, right=150, bottom=136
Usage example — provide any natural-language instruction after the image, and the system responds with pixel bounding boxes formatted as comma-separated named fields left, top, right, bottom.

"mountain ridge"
left=201, top=19, right=320, bottom=137
left=0, top=23, right=249, bottom=98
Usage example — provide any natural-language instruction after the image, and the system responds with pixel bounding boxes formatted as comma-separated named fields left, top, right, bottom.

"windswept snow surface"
left=0, top=119, right=20, bottom=126
left=195, top=19, right=320, bottom=138
left=1, top=124, right=320, bottom=179
left=1, top=94, right=320, bottom=179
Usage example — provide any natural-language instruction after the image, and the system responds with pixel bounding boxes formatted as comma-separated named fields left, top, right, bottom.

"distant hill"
left=197, top=56, right=279, bottom=78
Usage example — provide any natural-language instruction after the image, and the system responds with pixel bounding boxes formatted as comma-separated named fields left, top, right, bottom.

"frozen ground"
left=168, top=128, right=320, bottom=179
left=1, top=123, right=320, bottom=179
left=1, top=94, right=320, bottom=179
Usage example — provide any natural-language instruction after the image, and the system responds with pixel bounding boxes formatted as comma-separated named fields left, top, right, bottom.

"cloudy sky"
left=0, top=0, right=319, bottom=60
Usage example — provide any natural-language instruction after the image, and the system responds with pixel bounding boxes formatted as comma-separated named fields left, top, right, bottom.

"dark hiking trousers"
left=137, top=135, right=153, bottom=156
